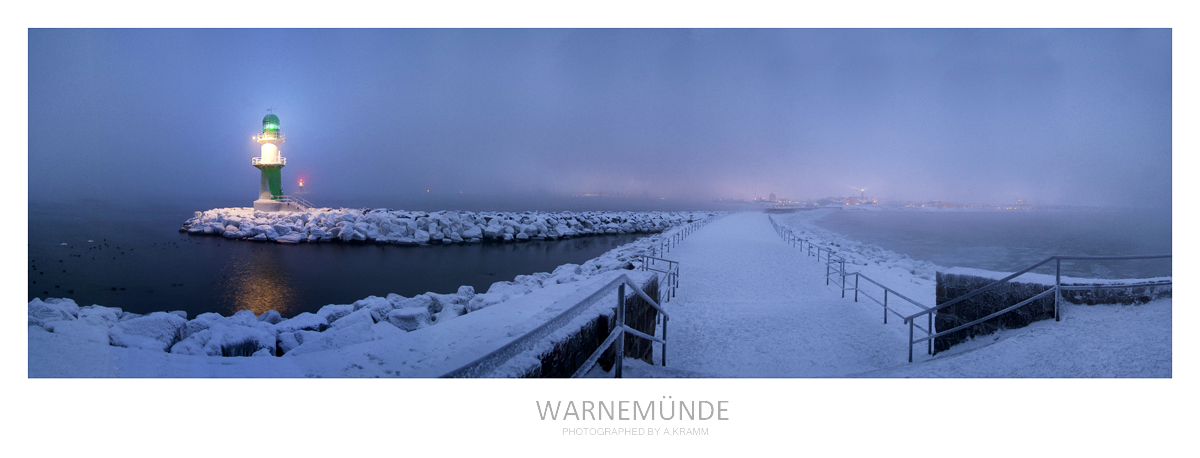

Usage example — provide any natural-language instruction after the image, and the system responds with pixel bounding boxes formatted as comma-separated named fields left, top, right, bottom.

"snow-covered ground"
left=182, top=207, right=711, bottom=244
left=30, top=207, right=1170, bottom=378
left=29, top=270, right=654, bottom=377
left=633, top=210, right=1170, bottom=377
left=29, top=215, right=719, bottom=377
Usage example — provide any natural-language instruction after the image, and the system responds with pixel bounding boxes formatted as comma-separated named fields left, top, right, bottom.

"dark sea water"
left=811, top=208, right=1172, bottom=279
left=27, top=200, right=649, bottom=318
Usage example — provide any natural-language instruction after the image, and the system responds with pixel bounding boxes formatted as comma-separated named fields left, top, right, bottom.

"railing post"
left=854, top=273, right=859, bottom=302
left=673, top=269, right=678, bottom=297
left=826, top=258, right=830, bottom=285
left=615, top=282, right=625, bottom=378
left=842, top=259, right=847, bottom=297
left=927, top=313, right=933, bottom=355
left=883, top=289, right=888, bottom=324
left=1055, top=258, right=1061, bottom=322
left=841, top=263, right=846, bottom=298
left=662, top=316, right=668, bottom=367
left=908, top=320, right=914, bottom=363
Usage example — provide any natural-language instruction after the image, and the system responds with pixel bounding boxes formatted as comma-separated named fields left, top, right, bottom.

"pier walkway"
left=648, top=211, right=914, bottom=377
left=627, top=210, right=1172, bottom=378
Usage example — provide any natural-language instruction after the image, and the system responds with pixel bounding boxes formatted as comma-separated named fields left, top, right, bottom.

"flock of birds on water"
left=29, top=238, right=216, bottom=299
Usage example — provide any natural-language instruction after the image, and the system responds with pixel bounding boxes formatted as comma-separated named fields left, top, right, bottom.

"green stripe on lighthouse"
left=267, top=166, right=283, bottom=198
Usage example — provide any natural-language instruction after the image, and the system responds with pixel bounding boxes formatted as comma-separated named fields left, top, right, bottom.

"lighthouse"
left=252, top=113, right=292, bottom=211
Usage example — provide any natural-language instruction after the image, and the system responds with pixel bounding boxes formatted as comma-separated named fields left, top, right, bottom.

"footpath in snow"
left=650, top=211, right=918, bottom=377
left=632, top=210, right=1171, bottom=378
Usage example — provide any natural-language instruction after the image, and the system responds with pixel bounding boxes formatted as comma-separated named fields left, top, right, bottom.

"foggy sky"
left=28, top=29, right=1171, bottom=210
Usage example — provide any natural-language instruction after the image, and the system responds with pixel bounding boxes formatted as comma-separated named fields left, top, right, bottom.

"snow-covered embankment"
left=30, top=212, right=722, bottom=375
left=182, top=207, right=707, bottom=244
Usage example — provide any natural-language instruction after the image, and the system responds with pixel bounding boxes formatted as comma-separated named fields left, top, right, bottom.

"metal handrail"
left=275, top=194, right=314, bottom=211
left=640, top=255, right=679, bottom=304
left=651, top=216, right=717, bottom=258
left=438, top=216, right=723, bottom=378
left=254, top=132, right=286, bottom=142
left=904, top=254, right=1172, bottom=322
left=252, top=156, right=287, bottom=166
left=769, top=213, right=1172, bottom=363
left=768, top=215, right=848, bottom=290
left=769, top=214, right=934, bottom=357
left=572, top=275, right=671, bottom=378
left=900, top=253, right=1171, bottom=362
left=639, top=215, right=720, bottom=303
left=441, top=273, right=669, bottom=378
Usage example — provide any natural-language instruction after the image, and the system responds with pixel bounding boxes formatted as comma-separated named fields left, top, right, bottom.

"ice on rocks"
left=257, top=310, right=284, bottom=324
left=285, top=321, right=380, bottom=356
left=110, top=312, right=187, bottom=352
left=273, top=312, right=328, bottom=333
left=28, top=298, right=78, bottom=328
left=317, top=303, right=354, bottom=325
left=170, top=316, right=277, bottom=357
left=43, top=318, right=111, bottom=345
left=457, top=285, right=475, bottom=299
left=386, top=307, right=432, bottom=331
left=78, top=305, right=122, bottom=326
left=182, top=207, right=714, bottom=246
left=329, top=307, right=376, bottom=330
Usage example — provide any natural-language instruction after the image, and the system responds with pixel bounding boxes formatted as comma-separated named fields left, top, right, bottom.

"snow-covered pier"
left=628, top=211, right=1170, bottom=377
left=181, top=207, right=712, bottom=244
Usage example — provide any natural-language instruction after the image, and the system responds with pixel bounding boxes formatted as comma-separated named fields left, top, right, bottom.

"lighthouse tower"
left=252, top=113, right=289, bottom=211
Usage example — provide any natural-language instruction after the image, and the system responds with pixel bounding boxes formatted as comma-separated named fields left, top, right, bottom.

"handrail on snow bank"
left=767, top=213, right=1172, bottom=363
left=438, top=273, right=669, bottom=379
left=440, top=217, right=722, bottom=378
left=441, top=217, right=720, bottom=376
left=900, top=253, right=1171, bottom=362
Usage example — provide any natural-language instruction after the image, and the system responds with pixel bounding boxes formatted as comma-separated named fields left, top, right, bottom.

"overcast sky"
left=28, top=29, right=1171, bottom=209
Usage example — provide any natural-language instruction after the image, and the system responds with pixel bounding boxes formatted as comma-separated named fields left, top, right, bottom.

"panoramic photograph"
left=27, top=28, right=1171, bottom=380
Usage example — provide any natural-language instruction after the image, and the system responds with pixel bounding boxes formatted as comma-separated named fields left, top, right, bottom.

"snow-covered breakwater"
left=182, top=207, right=708, bottom=244
left=33, top=214, right=721, bottom=363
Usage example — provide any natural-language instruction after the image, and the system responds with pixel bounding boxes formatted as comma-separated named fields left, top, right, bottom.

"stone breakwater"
left=33, top=213, right=721, bottom=359
left=182, top=207, right=708, bottom=245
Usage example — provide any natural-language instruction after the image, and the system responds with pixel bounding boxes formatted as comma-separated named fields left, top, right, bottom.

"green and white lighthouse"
left=252, top=113, right=290, bottom=211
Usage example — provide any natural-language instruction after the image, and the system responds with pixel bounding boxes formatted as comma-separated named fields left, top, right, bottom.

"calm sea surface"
left=810, top=208, right=1172, bottom=279
left=28, top=200, right=650, bottom=318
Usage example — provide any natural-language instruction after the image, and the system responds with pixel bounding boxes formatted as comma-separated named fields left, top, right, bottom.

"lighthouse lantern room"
left=252, top=113, right=293, bottom=211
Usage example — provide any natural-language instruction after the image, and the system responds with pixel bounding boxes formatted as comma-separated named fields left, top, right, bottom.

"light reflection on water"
left=28, top=199, right=651, bottom=318
left=220, top=249, right=298, bottom=317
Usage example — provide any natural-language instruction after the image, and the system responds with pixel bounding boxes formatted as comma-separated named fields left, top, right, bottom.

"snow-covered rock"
left=110, top=312, right=187, bottom=352
left=316, top=303, right=354, bottom=325
left=43, top=317, right=110, bottom=345
left=170, top=315, right=276, bottom=357
left=182, top=207, right=716, bottom=245
left=257, top=310, right=284, bottom=324
left=273, top=312, right=328, bottom=333
left=29, top=298, right=78, bottom=328
left=284, top=321, right=380, bottom=356
left=78, top=305, right=122, bottom=326
left=386, top=307, right=431, bottom=331
left=330, top=307, right=376, bottom=330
